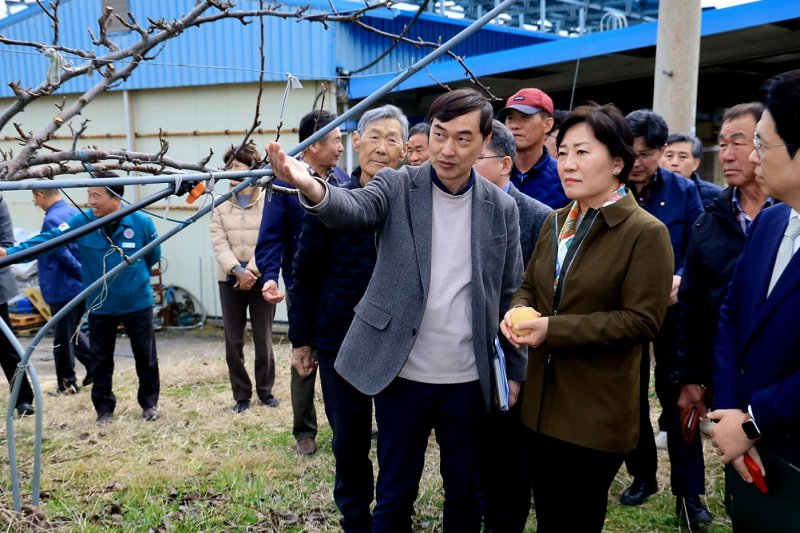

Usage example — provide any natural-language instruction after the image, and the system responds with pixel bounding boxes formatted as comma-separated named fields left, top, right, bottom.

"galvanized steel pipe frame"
left=3, top=0, right=520, bottom=511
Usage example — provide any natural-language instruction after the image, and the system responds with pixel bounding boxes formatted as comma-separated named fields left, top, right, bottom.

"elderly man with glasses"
left=618, top=109, right=706, bottom=527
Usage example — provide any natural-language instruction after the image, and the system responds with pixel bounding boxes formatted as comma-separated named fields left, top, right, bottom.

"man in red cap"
left=498, top=88, right=570, bottom=209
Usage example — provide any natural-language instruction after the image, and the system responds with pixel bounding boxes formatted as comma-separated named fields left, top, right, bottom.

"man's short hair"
left=722, top=102, right=764, bottom=126
left=558, top=103, right=636, bottom=183
left=408, top=122, right=431, bottom=139
left=93, top=171, right=123, bottom=198
left=666, top=133, right=702, bottom=160
left=32, top=188, right=60, bottom=197
left=760, top=69, right=800, bottom=159
left=358, top=105, right=409, bottom=141
left=552, top=109, right=569, bottom=130
left=223, top=143, right=261, bottom=169
left=299, top=110, right=338, bottom=143
left=487, top=120, right=516, bottom=160
left=427, top=89, right=493, bottom=139
left=625, top=109, right=669, bottom=149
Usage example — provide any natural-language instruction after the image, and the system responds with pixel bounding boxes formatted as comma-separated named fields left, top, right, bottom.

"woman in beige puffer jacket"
left=210, top=145, right=278, bottom=413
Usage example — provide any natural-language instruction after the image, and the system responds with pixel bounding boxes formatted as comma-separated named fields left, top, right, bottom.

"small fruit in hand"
left=510, top=306, right=540, bottom=336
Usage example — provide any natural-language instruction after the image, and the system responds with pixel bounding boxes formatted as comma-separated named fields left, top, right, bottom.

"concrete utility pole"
left=653, top=0, right=702, bottom=135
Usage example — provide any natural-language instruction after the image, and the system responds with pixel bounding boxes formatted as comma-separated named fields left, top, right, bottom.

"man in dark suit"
left=267, top=88, right=526, bottom=532
left=709, top=69, right=800, bottom=529
left=473, top=119, right=550, bottom=531
left=672, top=102, right=772, bottom=530
left=620, top=110, right=705, bottom=520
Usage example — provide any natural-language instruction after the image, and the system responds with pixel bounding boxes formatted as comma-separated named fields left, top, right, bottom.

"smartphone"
left=681, top=405, right=700, bottom=443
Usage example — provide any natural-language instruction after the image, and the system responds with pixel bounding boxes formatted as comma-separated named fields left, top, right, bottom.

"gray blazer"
left=508, top=182, right=552, bottom=268
left=307, top=161, right=526, bottom=409
left=0, top=201, right=19, bottom=304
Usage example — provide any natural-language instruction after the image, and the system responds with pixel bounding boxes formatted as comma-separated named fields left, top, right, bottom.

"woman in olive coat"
left=501, top=103, right=674, bottom=532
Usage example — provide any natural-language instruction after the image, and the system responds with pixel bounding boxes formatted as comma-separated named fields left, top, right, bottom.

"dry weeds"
left=0, top=330, right=731, bottom=531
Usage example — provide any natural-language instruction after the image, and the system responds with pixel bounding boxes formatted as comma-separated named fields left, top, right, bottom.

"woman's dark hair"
left=556, top=103, right=636, bottom=182
left=761, top=69, right=800, bottom=159
left=426, top=88, right=493, bottom=139
left=223, top=143, right=261, bottom=169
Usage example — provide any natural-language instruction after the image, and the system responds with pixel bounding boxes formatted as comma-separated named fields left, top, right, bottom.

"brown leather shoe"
left=296, top=437, right=317, bottom=456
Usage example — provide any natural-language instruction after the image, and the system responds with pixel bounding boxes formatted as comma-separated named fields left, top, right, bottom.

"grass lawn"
left=1, top=328, right=732, bottom=531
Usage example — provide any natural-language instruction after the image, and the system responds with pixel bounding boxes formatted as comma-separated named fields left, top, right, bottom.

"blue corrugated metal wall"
left=0, top=0, right=337, bottom=97
left=0, top=0, right=548, bottom=98
left=335, top=14, right=549, bottom=77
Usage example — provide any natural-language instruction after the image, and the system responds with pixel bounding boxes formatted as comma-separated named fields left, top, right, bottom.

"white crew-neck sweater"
left=398, top=184, right=478, bottom=384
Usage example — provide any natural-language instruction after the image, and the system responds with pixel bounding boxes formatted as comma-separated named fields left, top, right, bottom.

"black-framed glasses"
left=753, top=133, right=795, bottom=160
left=477, top=155, right=505, bottom=160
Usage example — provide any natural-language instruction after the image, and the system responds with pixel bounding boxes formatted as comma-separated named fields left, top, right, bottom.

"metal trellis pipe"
left=3, top=0, right=520, bottom=511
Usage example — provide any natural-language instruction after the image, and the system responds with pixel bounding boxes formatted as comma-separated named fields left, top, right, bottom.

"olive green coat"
left=511, top=193, right=673, bottom=454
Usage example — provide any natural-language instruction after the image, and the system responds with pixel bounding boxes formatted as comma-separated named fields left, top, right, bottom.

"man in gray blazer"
left=267, top=88, right=526, bottom=532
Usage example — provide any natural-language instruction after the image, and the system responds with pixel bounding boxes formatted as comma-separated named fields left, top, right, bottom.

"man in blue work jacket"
left=1, top=181, right=161, bottom=425
left=32, top=187, right=92, bottom=394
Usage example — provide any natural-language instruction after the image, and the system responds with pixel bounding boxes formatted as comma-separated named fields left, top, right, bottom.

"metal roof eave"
left=347, top=0, right=800, bottom=100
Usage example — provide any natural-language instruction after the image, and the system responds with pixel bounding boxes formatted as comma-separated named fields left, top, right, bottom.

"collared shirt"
left=431, top=167, right=475, bottom=196
left=790, top=209, right=800, bottom=254
left=731, top=187, right=776, bottom=234
left=510, top=147, right=569, bottom=209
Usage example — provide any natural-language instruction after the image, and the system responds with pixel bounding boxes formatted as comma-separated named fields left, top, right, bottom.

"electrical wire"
left=0, top=47, right=404, bottom=80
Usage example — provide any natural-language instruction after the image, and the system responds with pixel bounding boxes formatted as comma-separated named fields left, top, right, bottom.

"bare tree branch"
left=0, top=0, right=433, bottom=182
left=232, top=0, right=268, bottom=163
left=68, top=118, right=90, bottom=151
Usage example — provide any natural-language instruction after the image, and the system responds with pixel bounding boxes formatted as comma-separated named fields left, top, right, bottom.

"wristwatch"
left=742, top=407, right=762, bottom=440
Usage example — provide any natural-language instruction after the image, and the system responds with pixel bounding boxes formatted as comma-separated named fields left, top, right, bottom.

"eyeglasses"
left=634, top=150, right=659, bottom=162
left=753, top=133, right=795, bottom=160
left=477, top=155, right=505, bottom=160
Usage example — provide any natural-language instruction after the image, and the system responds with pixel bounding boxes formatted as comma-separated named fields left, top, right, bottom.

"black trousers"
left=372, top=378, right=484, bottom=533
left=318, top=351, right=374, bottom=533
left=88, top=307, right=159, bottom=415
left=623, top=306, right=705, bottom=496
left=480, top=384, right=531, bottom=533
left=286, top=293, right=317, bottom=441
left=218, top=282, right=276, bottom=402
left=0, top=303, right=33, bottom=407
left=49, top=300, right=91, bottom=390
left=623, top=341, right=658, bottom=483
left=529, top=430, right=624, bottom=533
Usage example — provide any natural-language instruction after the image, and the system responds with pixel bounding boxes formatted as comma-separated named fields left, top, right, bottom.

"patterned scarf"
left=554, top=186, right=627, bottom=289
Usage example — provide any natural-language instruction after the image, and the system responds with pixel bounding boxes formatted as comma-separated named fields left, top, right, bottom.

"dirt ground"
left=11, top=320, right=288, bottom=392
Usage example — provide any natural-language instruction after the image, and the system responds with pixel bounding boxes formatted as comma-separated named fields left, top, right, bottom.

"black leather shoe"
left=676, top=495, right=712, bottom=529
left=82, top=374, right=93, bottom=387
left=233, top=400, right=251, bottom=413
left=259, top=395, right=280, bottom=408
left=16, top=403, right=34, bottom=417
left=620, top=478, right=658, bottom=506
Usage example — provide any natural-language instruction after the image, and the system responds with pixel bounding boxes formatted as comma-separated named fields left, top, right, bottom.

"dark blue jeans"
left=372, top=378, right=484, bottom=533
left=89, top=307, right=159, bottom=415
left=318, top=351, right=373, bottom=532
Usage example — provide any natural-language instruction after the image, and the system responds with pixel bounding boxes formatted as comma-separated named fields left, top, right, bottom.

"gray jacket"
left=306, top=161, right=526, bottom=409
left=508, top=182, right=552, bottom=268
left=0, top=201, right=19, bottom=304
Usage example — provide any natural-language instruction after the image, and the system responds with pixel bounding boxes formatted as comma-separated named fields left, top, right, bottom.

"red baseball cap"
left=499, top=88, right=554, bottom=117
